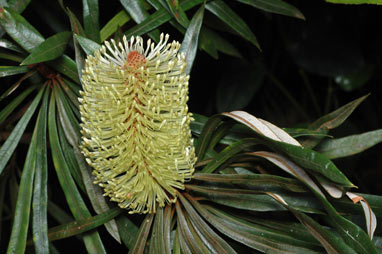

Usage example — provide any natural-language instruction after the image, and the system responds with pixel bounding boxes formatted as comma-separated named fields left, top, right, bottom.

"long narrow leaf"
left=235, top=0, right=304, bottom=19
left=47, top=208, right=122, bottom=242
left=0, top=86, right=44, bottom=175
left=6, top=97, right=39, bottom=254
left=100, top=10, right=130, bottom=42
left=180, top=3, right=205, bottom=75
left=206, top=0, right=260, bottom=49
left=21, top=31, right=72, bottom=65
left=32, top=87, right=49, bottom=254
left=128, top=213, right=154, bottom=254
left=120, top=0, right=161, bottom=42
left=48, top=88, right=106, bottom=253
left=82, top=0, right=100, bottom=43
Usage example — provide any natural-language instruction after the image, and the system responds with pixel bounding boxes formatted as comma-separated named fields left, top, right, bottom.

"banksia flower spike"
left=79, top=34, right=196, bottom=214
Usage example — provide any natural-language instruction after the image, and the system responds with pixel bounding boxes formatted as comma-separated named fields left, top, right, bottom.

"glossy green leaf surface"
left=0, top=86, right=44, bottom=175
left=116, top=216, right=139, bottom=249
left=189, top=198, right=321, bottom=254
left=309, top=94, right=369, bottom=131
left=201, top=138, right=258, bottom=173
left=48, top=55, right=80, bottom=84
left=48, top=89, right=106, bottom=253
left=0, top=8, right=44, bottom=52
left=316, top=129, right=382, bottom=159
left=0, top=65, right=28, bottom=77
left=7, top=0, right=31, bottom=13
left=124, top=0, right=204, bottom=38
left=206, top=0, right=260, bottom=49
left=75, top=34, right=101, bottom=55
left=235, top=0, right=304, bottom=19
left=100, top=10, right=130, bottom=42
left=47, top=208, right=122, bottom=242
left=6, top=91, right=41, bottom=254
left=176, top=202, right=213, bottom=254
left=179, top=193, right=237, bottom=253
left=129, top=213, right=154, bottom=254
left=82, top=0, right=100, bottom=43
left=265, top=138, right=354, bottom=187
left=21, top=31, right=72, bottom=65
left=0, top=85, right=35, bottom=124
left=165, top=0, right=189, bottom=27
left=268, top=193, right=358, bottom=254
left=0, top=38, right=24, bottom=53
left=193, top=173, right=307, bottom=193
left=120, top=0, right=161, bottom=42
left=32, top=88, right=49, bottom=254
left=180, top=3, right=204, bottom=74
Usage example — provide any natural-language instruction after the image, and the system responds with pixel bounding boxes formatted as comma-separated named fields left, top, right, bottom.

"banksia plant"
left=79, top=34, right=197, bottom=214
left=2, top=1, right=382, bottom=254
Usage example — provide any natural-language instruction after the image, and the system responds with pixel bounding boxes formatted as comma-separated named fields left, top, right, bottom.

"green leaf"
left=201, top=27, right=241, bottom=58
left=201, top=138, right=258, bottom=173
left=178, top=193, right=240, bottom=253
left=165, top=0, right=189, bottom=27
left=163, top=206, right=172, bottom=254
left=188, top=197, right=321, bottom=254
left=47, top=208, right=122, bottom=242
left=82, top=0, right=100, bottom=43
left=120, top=0, right=161, bottom=42
left=116, top=215, right=139, bottom=249
left=48, top=88, right=106, bottom=253
left=100, top=10, right=130, bottom=42
left=309, top=94, right=369, bottom=131
left=21, top=31, right=72, bottom=65
left=0, top=85, right=35, bottom=124
left=55, top=85, right=121, bottom=243
left=186, top=184, right=323, bottom=214
left=267, top=193, right=357, bottom=254
left=0, top=65, right=28, bottom=77
left=265, top=139, right=354, bottom=187
left=284, top=128, right=331, bottom=138
left=180, top=3, right=205, bottom=74
left=335, top=64, right=374, bottom=91
left=235, top=0, right=305, bottom=19
left=206, top=0, right=260, bottom=49
left=326, top=0, right=382, bottom=4
left=193, top=173, right=307, bottom=193
left=0, top=50, right=24, bottom=62
left=129, top=213, right=154, bottom=254
left=8, top=0, right=31, bottom=13
left=32, top=88, right=49, bottom=254
left=316, top=129, right=382, bottom=159
left=0, top=8, right=44, bottom=52
left=0, top=38, right=24, bottom=53
left=175, top=202, right=213, bottom=254
left=0, top=86, right=44, bottom=176
left=48, top=55, right=80, bottom=84
left=66, top=8, right=86, bottom=36
left=0, top=70, right=36, bottom=102
left=6, top=89, right=44, bottom=254
left=124, top=0, right=204, bottom=39
left=75, top=34, right=101, bottom=55
left=195, top=114, right=225, bottom=160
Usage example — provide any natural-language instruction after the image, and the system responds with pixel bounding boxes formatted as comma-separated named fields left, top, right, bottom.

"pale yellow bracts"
left=79, top=34, right=196, bottom=214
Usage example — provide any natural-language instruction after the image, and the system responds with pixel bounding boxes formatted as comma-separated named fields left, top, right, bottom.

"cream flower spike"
left=79, top=34, right=196, bottom=214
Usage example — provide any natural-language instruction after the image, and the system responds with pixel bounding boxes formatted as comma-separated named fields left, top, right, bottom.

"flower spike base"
left=79, top=34, right=196, bottom=214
